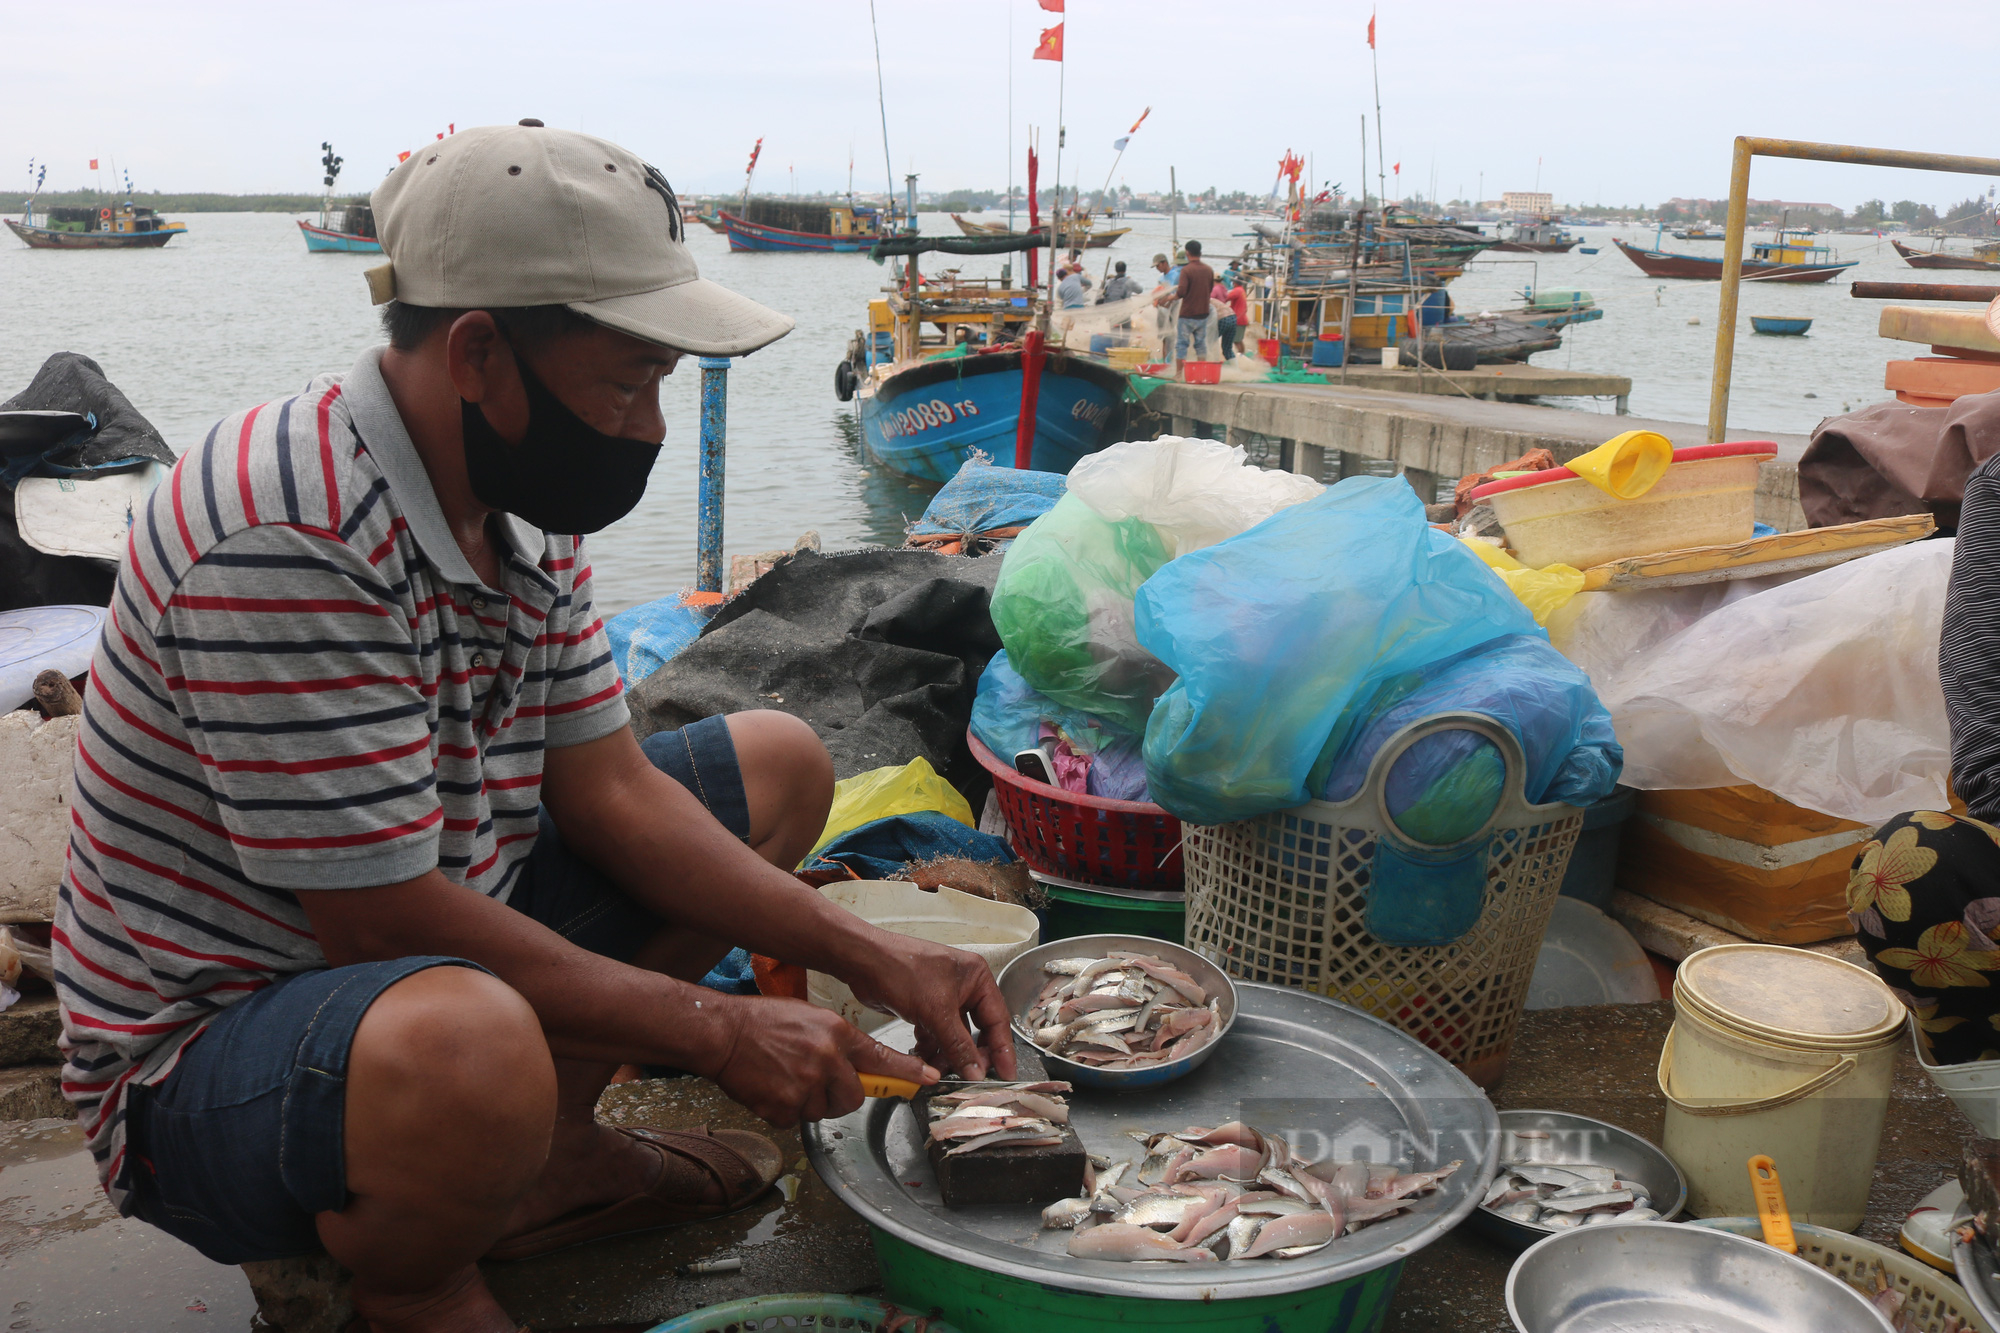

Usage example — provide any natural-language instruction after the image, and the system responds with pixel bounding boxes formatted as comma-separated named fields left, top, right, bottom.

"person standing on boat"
left=1055, top=260, right=1094, bottom=309
left=1099, top=260, right=1144, bottom=304
left=1172, top=239, right=1216, bottom=363
left=51, top=121, right=1014, bottom=1333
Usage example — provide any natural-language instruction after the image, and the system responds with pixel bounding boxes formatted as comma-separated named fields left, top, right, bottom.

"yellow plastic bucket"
left=1658, top=943, right=1904, bottom=1232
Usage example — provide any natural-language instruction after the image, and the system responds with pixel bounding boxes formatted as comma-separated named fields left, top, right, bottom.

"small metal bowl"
left=995, top=934, right=1238, bottom=1090
left=1507, top=1221, right=1892, bottom=1333
left=1468, top=1109, right=1688, bottom=1251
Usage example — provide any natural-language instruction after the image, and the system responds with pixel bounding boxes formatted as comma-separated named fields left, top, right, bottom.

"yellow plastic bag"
left=1566, top=429, right=1672, bottom=499
left=1461, top=537, right=1586, bottom=626
left=807, top=756, right=975, bottom=861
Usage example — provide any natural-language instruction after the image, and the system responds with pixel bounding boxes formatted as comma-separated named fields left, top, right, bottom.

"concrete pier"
left=1138, top=379, right=1811, bottom=531
left=1304, top=362, right=1633, bottom=411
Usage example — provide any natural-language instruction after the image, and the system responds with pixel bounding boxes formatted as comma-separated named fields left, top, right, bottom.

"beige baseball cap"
left=368, top=121, right=793, bottom=356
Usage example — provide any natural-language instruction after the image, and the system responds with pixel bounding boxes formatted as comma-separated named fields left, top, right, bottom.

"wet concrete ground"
left=0, top=1000, right=1973, bottom=1331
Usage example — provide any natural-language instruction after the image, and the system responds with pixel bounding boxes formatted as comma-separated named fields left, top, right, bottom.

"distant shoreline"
left=10, top=190, right=370, bottom=214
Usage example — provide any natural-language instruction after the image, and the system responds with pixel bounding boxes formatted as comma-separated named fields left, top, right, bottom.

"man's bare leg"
left=497, top=710, right=835, bottom=1239
left=318, top=966, right=556, bottom=1333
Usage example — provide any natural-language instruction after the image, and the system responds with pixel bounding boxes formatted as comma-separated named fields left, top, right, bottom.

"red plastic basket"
left=968, top=731, right=1184, bottom=890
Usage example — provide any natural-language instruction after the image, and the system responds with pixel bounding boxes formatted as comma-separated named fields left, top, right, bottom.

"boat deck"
left=1133, top=376, right=1811, bottom=529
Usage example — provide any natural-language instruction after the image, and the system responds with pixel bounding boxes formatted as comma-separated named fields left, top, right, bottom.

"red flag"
left=1034, top=22, right=1064, bottom=61
left=89, top=158, right=98, bottom=170
left=1039, top=0, right=1064, bottom=9
left=1129, top=107, right=1152, bottom=135
left=747, top=137, right=763, bottom=173
left=397, top=151, right=412, bottom=163
left=1393, top=162, right=1401, bottom=175
left=448, top=123, right=455, bottom=135
left=1366, top=11, right=1376, bottom=47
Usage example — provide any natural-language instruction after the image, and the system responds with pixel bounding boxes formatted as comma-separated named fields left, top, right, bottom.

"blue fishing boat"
left=1750, top=315, right=1813, bottom=335
left=855, top=347, right=1127, bottom=482
left=298, top=205, right=381, bottom=253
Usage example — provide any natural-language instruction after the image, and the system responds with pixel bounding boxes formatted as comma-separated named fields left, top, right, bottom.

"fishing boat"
left=1613, top=229, right=1857, bottom=283
left=951, top=210, right=1129, bottom=249
left=7, top=198, right=185, bottom=249
left=1673, top=223, right=1726, bottom=240
left=1750, top=315, right=1812, bottom=335
left=720, top=197, right=895, bottom=253
left=1891, top=238, right=2000, bottom=272
left=1490, top=217, right=1579, bottom=253
left=834, top=262, right=1126, bottom=482
left=298, top=202, right=380, bottom=253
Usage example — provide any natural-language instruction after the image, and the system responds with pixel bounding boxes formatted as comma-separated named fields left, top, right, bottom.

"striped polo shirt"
left=54, top=346, right=630, bottom=1207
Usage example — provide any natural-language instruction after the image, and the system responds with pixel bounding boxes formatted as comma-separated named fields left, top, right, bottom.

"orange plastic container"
left=1183, top=360, right=1222, bottom=385
left=1258, top=337, right=1281, bottom=363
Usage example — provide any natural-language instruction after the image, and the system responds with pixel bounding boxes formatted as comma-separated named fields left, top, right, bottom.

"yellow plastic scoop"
left=1566, top=429, right=1672, bottom=500
left=1748, top=1154, right=1798, bottom=1254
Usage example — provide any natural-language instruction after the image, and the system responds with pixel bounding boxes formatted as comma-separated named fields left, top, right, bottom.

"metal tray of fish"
left=1952, top=1207, right=2000, bottom=1333
left=805, top=982, right=1498, bottom=1300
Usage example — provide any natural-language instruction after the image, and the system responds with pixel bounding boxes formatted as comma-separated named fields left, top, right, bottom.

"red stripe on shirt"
left=317, top=383, right=343, bottom=528
left=235, top=403, right=264, bottom=526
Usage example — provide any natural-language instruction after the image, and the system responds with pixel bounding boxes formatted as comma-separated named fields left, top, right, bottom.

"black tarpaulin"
left=0, top=352, right=175, bottom=474
left=626, top=549, right=1003, bottom=800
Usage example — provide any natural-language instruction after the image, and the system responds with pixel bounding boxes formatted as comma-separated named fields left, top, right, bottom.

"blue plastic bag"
left=971, top=650, right=1151, bottom=802
left=605, top=594, right=715, bottom=687
left=1134, top=477, right=1552, bottom=826
left=909, top=458, right=1068, bottom=540
left=1321, top=635, right=1622, bottom=843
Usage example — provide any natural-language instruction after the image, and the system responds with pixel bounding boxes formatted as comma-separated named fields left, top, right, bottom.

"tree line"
left=12, top=190, right=369, bottom=213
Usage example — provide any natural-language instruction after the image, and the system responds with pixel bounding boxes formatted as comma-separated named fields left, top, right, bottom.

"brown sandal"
left=485, top=1125, right=783, bottom=1261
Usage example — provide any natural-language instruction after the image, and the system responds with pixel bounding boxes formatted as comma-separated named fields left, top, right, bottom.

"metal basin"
left=1507, top=1222, right=1893, bottom=1332
left=1951, top=1207, right=2000, bottom=1333
left=996, top=933, right=1238, bottom=1089
left=1469, top=1109, right=1689, bottom=1250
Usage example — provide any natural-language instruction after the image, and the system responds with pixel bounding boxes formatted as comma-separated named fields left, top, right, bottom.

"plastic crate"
left=967, top=731, right=1184, bottom=890
left=1183, top=360, right=1222, bottom=384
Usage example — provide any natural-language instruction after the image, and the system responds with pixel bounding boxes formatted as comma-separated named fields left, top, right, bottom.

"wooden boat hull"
left=951, top=215, right=1126, bottom=248
left=297, top=220, right=382, bottom=253
left=1892, top=239, right=2000, bottom=271
left=1613, top=238, right=1855, bottom=283
left=857, top=349, right=1126, bottom=482
left=1489, top=240, right=1579, bottom=253
left=7, top=218, right=182, bottom=249
left=720, top=212, right=872, bottom=253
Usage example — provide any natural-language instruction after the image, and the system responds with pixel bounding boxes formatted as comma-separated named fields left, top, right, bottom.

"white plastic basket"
left=1913, top=1012, right=2000, bottom=1138
left=1182, top=712, right=1583, bottom=1086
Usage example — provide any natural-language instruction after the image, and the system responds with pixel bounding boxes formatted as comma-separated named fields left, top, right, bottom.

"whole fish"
left=942, top=1127, right=1064, bottom=1156
left=1041, top=1197, right=1094, bottom=1228
left=1116, top=1190, right=1213, bottom=1229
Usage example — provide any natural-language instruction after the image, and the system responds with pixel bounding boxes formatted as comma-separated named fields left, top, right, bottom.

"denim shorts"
left=121, top=715, right=750, bottom=1264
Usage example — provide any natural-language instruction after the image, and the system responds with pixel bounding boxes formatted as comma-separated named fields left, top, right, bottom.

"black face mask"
left=460, top=352, right=661, bottom=535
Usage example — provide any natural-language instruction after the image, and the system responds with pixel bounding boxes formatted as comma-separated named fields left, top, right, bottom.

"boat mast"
left=868, top=0, right=899, bottom=229
left=319, top=142, right=342, bottom=231
left=1370, top=10, right=1387, bottom=211
left=1007, top=2, right=1015, bottom=234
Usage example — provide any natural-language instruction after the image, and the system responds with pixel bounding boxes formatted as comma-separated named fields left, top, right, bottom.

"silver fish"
left=1493, top=1201, right=1542, bottom=1223
left=1117, top=1190, right=1213, bottom=1229
left=943, top=1128, right=1064, bottom=1156
left=1237, top=1210, right=1335, bottom=1258
left=1538, top=1190, right=1634, bottom=1213
left=1041, top=1197, right=1093, bottom=1228
left=1042, top=958, right=1095, bottom=975
left=1067, top=1223, right=1216, bottom=1263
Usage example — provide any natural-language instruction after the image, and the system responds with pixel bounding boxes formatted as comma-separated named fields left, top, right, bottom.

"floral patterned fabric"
left=1850, top=810, right=2000, bottom=1065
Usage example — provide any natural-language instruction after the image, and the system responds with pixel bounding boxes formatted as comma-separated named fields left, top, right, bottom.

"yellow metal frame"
left=1709, top=137, right=2000, bottom=441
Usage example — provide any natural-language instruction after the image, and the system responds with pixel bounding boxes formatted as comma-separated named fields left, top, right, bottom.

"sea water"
left=3, top=210, right=1990, bottom=611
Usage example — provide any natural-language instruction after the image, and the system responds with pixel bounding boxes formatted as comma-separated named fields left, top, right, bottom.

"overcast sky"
left=7, top=1, right=1997, bottom=211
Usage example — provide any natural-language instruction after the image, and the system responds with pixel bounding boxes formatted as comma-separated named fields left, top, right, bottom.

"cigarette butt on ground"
left=677, top=1257, right=744, bottom=1276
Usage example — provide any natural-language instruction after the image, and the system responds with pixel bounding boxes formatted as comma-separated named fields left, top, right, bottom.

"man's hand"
left=710, top=996, right=938, bottom=1128
left=841, top=935, right=1019, bottom=1083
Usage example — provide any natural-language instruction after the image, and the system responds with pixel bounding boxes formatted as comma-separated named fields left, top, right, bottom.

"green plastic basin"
left=872, top=1228, right=1405, bottom=1333
left=1041, top=881, right=1185, bottom=945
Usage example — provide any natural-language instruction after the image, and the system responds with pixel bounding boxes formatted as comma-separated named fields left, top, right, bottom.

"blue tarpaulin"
left=803, top=811, right=1015, bottom=880
left=606, top=595, right=716, bottom=687
left=908, top=458, right=1067, bottom=539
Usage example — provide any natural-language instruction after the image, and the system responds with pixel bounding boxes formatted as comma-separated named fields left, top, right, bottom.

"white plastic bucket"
left=807, top=881, right=1039, bottom=1033
left=1659, top=944, right=1904, bottom=1232
left=1380, top=346, right=1401, bottom=369
left=1913, top=1013, right=2000, bottom=1138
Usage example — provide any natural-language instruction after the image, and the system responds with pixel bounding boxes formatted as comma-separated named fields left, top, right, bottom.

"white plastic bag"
left=1581, top=540, right=1953, bottom=824
left=1066, top=437, right=1323, bottom=557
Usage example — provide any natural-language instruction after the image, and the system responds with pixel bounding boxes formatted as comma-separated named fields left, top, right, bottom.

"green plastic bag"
left=988, top=492, right=1176, bottom=734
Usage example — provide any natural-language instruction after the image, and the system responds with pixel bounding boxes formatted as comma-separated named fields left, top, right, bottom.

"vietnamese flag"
left=1039, top=0, right=1063, bottom=9
left=1367, top=11, right=1376, bottom=47
left=89, top=158, right=98, bottom=170
left=1034, top=22, right=1064, bottom=61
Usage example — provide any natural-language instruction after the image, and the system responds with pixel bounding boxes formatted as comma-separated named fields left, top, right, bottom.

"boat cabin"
left=740, top=196, right=890, bottom=239
left=328, top=202, right=377, bottom=240
left=28, top=201, right=176, bottom=234
left=1751, top=229, right=1838, bottom=266
left=864, top=276, right=1035, bottom=369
